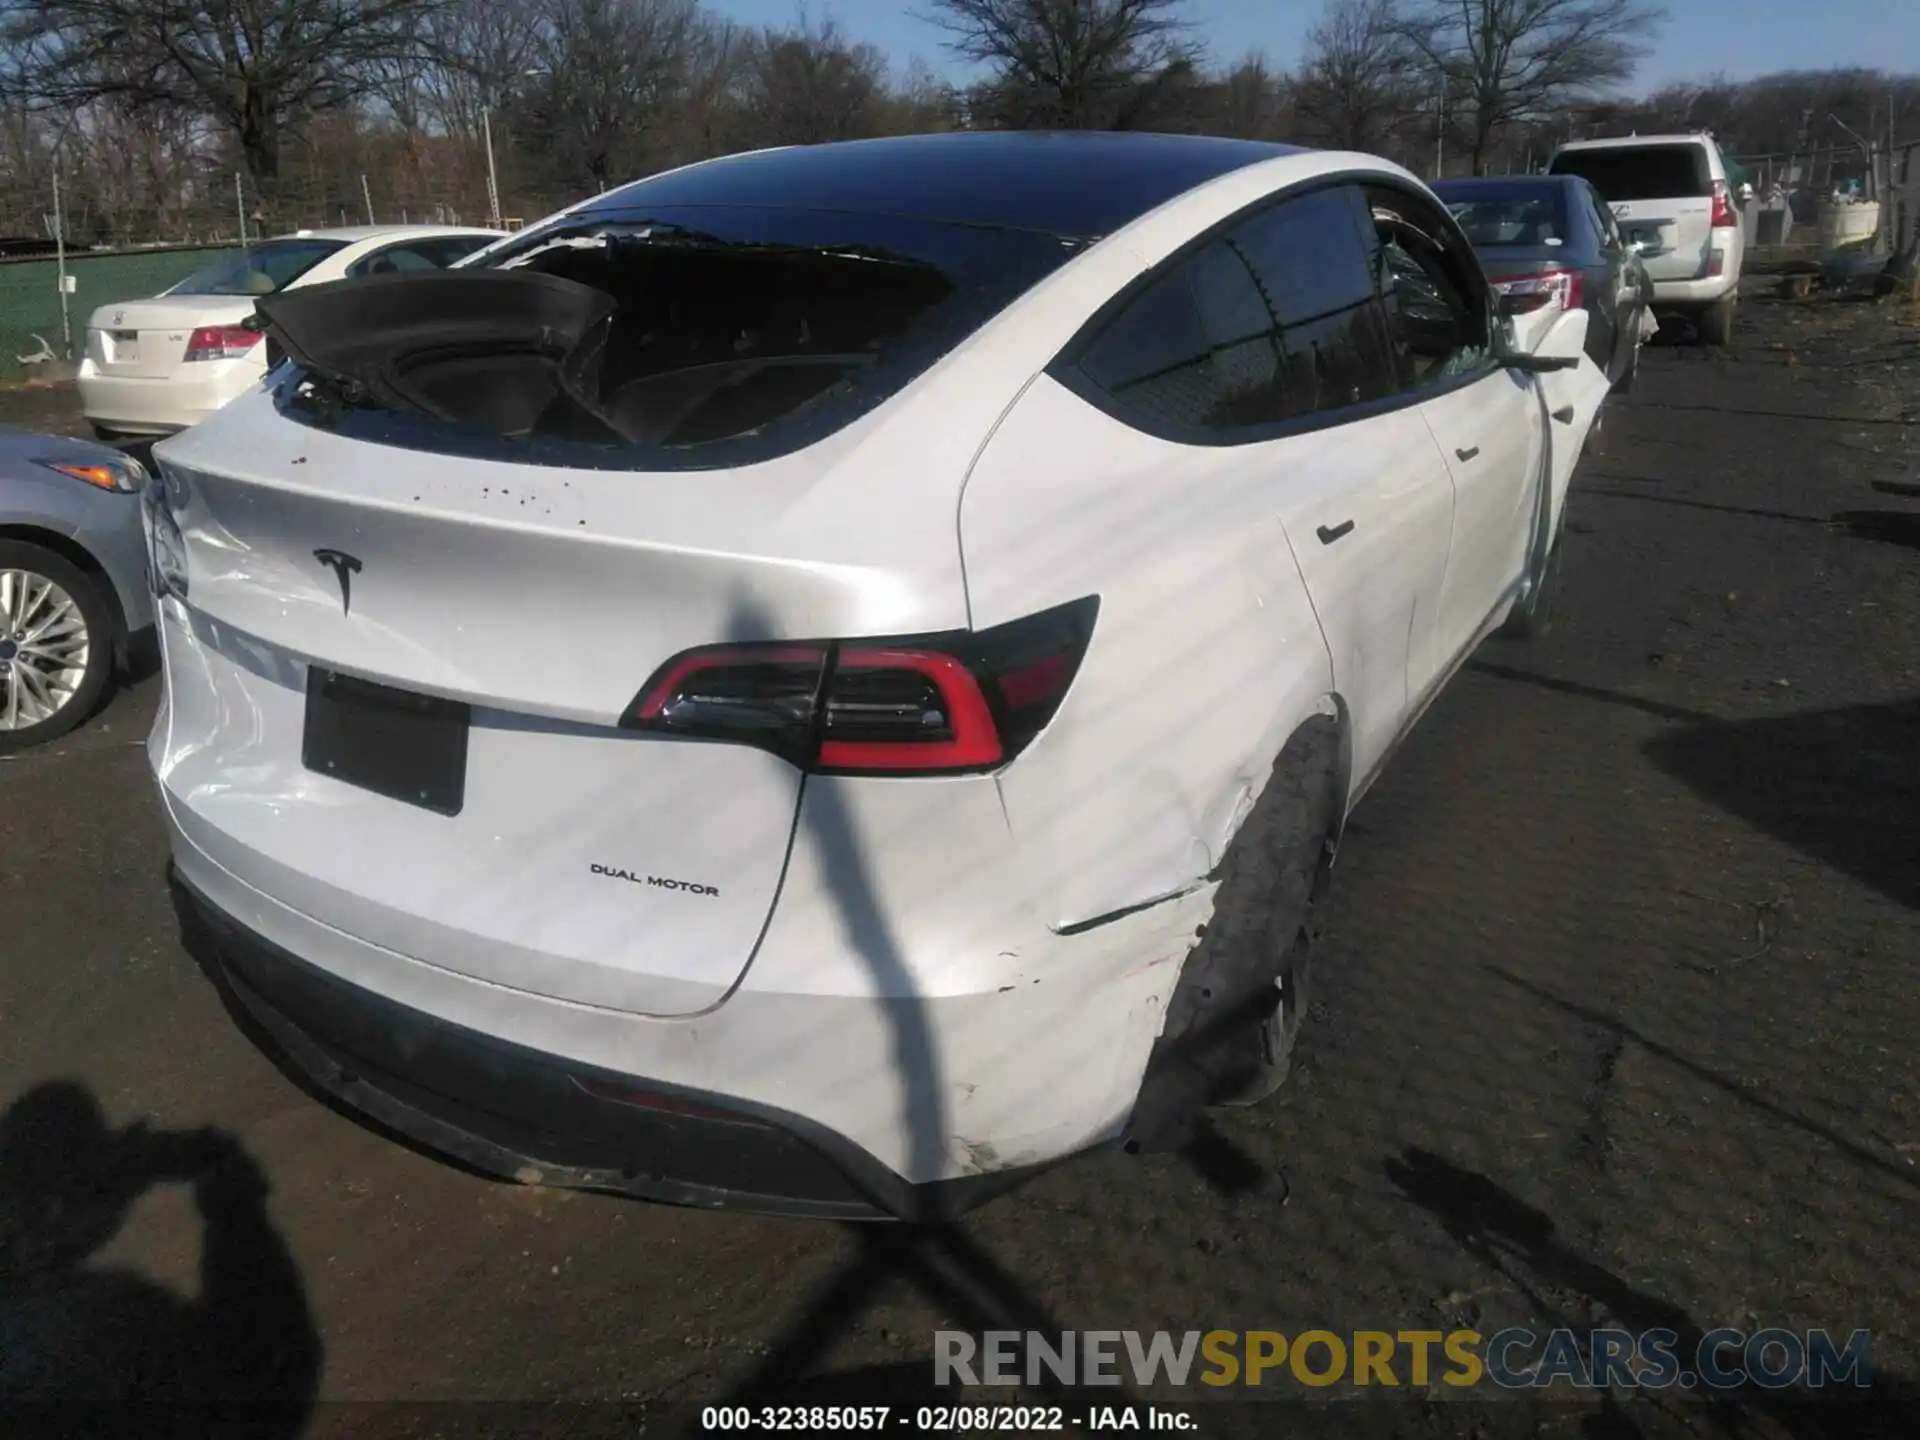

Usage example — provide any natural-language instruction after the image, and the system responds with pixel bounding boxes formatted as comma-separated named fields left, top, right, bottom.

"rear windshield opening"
left=170, top=239, right=347, bottom=296
left=510, top=237, right=956, bottom=448
left=1549, top=146, right=1711, bottom=202
left=268, top=209, right=1081, bottom=470
left=1440, top=186, right=1571, bottom=247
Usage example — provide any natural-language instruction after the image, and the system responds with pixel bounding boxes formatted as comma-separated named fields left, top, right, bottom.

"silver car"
left=0, top=430, right=152, bottom=750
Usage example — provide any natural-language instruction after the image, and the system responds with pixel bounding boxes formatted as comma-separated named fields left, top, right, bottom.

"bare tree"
left=926, top=0, right=1202, bottom=130
left=1206, top=55, right=1292, bottom=140
left=521, top=0, right=711, bottom=190
left=1293, top=0, right=1419, bottom=155
left=0, top=0, right=449, bottom=194
left=1395, top=0, right=1664, bottom=173
left=883, top=58, right=965, bottom=134
left=734, top=17, right=892, bottom=148
left=410, top=0, right=546, bottom=142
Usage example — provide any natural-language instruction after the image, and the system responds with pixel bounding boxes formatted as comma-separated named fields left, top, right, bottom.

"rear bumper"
left=77, top=363, right=254, bottom=435
left=171, top=866, right=1042, bottom=1221
left=156, top=750, right=1203, bottom=1213
left=149, top=571, right=1207, bottom=1203
left=1648, top=273, right=1739, bottom=308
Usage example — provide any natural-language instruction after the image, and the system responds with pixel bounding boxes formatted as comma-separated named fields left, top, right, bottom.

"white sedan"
left=146, top=134, right=1607, bottom=1219
left=78, top=225, right=502, bottom=439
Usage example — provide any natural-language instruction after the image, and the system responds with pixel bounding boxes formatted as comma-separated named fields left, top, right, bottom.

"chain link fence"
left=0, top=121, right=597, bottom=384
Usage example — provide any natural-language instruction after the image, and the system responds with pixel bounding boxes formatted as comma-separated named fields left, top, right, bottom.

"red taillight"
left=183, top=326, right=263, bottom=362
left=817, top=647, right=1002, bottom=772
left=1709, top=180, right=1737, bottom=229
left=621, top=597, right=1099, bottom=776
left=1492, top=266, right=1582, bottom=315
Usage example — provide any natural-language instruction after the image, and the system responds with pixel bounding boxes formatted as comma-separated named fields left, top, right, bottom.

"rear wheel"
left=0, top=541, right=115, bottom=753
left=1126, top=722, right=1339, bottom=1147
left=1698, top=295, right=1736, bottom=347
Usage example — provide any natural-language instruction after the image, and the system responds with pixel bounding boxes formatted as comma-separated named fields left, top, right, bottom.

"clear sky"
left=705, top=0, right=1920, bottom=91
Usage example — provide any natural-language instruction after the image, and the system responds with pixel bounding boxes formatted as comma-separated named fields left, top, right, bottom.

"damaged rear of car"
left=149, top=134, right=1281, bottom=1218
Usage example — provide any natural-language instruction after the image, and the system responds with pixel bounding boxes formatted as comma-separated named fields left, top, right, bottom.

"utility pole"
left=51, top=163, right=71, bottom=361
left=235, top=171, right=247, bottom=245
left=361, top=174, right=375, bottom=225
left=1434, top=76, right=1446, bottom=177
left=483, top=106, right=502, bottom=229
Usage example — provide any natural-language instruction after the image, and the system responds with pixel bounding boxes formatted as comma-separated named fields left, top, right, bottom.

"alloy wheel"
left=0, top=568, right=92, bottom=731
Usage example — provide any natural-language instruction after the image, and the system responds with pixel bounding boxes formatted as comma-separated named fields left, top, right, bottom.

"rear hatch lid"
left=1549, top=143, right=1715, bottom=283
left=156, top=422, right=845, bottom=1018
left=150, top=214, right=1067, bottom=1016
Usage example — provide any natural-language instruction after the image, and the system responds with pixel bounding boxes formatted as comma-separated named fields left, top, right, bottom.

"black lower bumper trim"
left=169, top=869, right=1042, bottom=1221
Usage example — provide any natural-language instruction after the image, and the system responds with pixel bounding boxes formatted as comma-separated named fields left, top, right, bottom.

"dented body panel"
left=150, top=137, right=1604, bottom=1204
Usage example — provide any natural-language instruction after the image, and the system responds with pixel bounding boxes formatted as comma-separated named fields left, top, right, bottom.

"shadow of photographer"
left=0, top=1080, right=320, bottom=1435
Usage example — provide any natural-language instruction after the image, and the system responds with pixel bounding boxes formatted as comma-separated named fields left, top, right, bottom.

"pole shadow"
left=1831, top=509, right=1920, bottom=551
left=1385, top=1146, right=1920, bottom=1437
left=1484, top=964, right=1918, bottom=1196
left=697, top=592, right=1185, bottom=1416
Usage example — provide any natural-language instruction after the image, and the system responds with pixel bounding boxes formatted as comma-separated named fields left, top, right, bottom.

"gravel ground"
left=2, top=294, right=1917, bottom=1439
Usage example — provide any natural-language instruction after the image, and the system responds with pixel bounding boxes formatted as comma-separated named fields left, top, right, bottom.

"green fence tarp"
left=0, top=245, right=233, bottom=383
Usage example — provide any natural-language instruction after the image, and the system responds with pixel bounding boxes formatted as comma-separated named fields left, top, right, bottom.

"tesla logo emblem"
left=313, top=549, right=363, bottom=615
left=112, top=310, right=124, bottom=325
left=1614, top=204, right=1632, bottom=219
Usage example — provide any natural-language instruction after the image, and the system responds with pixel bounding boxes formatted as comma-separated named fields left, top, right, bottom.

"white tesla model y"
left=148, top=134, right=1607, bottom=1219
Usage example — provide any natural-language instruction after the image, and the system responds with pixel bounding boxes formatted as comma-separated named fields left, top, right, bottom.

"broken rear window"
left=262, top=206, right=1085, bottom=471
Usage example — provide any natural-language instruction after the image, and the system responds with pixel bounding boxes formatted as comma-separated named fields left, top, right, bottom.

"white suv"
left=1548, top=133, right=1745, bottom=345
left=147, top=135, right=1608, bottom=1219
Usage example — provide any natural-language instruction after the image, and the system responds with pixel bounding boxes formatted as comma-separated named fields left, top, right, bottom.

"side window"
left=1075, top=266, right=1217, bottom=431
left=349, top=241, right=483, bottom=278
left=420, top=237, right=492, bottom=267
left=1073, top=184, right=1399, bottom=434
left=1362, top=184, right=1495, bottom=390
left=1583, top=184, right=1622, bottom=249
left=1196, top=186, right=1399, bottom=423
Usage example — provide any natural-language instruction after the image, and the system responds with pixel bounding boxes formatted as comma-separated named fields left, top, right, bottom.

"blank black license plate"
left=303, top=668, right=470, bottom=816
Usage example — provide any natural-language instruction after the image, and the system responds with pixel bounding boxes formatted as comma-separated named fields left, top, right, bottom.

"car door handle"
left=1455, top=445, right=1480, bottom=461
left=1316, top=520, right=1355, bottom=545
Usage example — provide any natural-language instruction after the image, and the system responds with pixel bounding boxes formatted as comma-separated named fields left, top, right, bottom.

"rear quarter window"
left=1549, top=145, right=1712, bottom=202
left=169, top=239, right=347, bottom=296
left=1436, top=185, right=1571, bottom=247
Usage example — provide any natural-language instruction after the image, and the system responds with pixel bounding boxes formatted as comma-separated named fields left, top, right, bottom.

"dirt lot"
left=3, top=295, right=1919, bottom=1438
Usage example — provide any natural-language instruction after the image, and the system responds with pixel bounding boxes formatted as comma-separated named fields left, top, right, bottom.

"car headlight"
left=36, top=453, right=149, bottom=493
left=143, top=471, right=189, bottom=599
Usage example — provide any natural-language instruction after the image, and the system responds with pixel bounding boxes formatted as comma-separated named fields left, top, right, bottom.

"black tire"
left=1698, top=295, right=1736, bottom=347
left=1501, top=536, right=1564, bottom=640
left=0, top=540, right=117, bottom=754
left=1126, top=721, right=1340, bottom=1148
